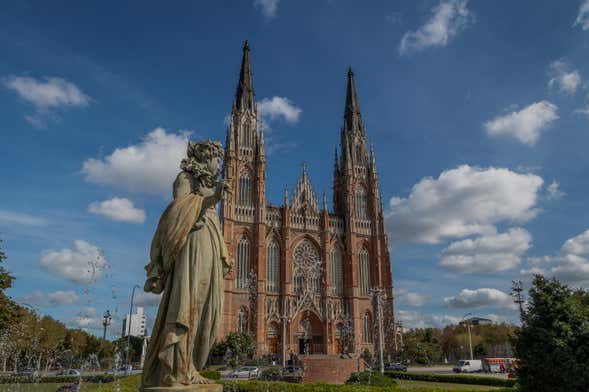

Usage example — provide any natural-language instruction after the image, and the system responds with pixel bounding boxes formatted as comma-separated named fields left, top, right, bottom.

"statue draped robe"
left=142, top=172, right=229, bottom=388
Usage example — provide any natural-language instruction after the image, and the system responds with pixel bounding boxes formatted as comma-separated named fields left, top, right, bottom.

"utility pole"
left=511, top=280, right=525, bottom=320
left=126, top=284, right=140, bottom=369
left=102, top=310, right=112, bottom=340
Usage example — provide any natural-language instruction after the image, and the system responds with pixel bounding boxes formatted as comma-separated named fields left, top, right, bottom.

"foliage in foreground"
left=347, top=371, right=397, bottom=386
left=514, top=275, right=589, bottom=392
left=0, top=374, right=116, bottom=384
left=211, top=332, right=256, bottom=367
left=385, top=371, right=516, bottom=388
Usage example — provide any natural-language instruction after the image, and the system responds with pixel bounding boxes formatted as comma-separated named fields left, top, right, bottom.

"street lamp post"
left=102, top=310, right=112, bottom=340
left=126, top=284, right=140, bottom=368
left=461, top=313, right=473, bottom=360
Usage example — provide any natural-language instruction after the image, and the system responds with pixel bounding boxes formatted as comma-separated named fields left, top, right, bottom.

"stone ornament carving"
left=141, top=140, right=231, bottom=391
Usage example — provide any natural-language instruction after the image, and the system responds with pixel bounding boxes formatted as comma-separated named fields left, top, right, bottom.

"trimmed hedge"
left=0, top=374, right=116, bottom=384
left=346, top=371, right=397, bottom=386
left=202, top=370, right=222, bottom=380
left=221, top=380, right=397, bottom=391
left=385, top=371, right=517, bottom=388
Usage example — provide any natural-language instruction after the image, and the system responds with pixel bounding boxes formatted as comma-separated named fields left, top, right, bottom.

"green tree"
left=0, top=239, right=16, bottom=331
left=211, top=332, right=256, bottom=368
left=514, top=275, right=589, bottom=392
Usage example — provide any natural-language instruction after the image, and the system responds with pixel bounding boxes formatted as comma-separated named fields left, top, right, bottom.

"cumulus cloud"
left=440, top=228, right=532, bottom=273
left=399, top=0, right=473, bottom=55
left=89, top=197, right=146, bottom=224
left=0, top=210, right=48, bottom=226
left=385, top=165, right=543, bottom=244
left=254, top=0, right=279, bottom=19
left=134, top=292, right=162, bottom=308
left=521, top=229, right=589, bottom=287
left=82, top=128, right=190, bottom=195
left=396, top=288, right=428, bottom=307
left=546, top=180, right=565, bottom=200
left=444, top=288, right=516, bottom=310
left=258, top=97, right=301, bottom=124
left=548, top=60, right=582, bottom=95
left=40, top=240, right=109, bottom=284
left=3, top=76, right=90, bottom=127
left=397, top=310, right=460, bottom=328
left=574, top=0, right=589, bottom=30
left=484, top=101, right=559, bottom=146
left=21, top=290, right=79, bottom=307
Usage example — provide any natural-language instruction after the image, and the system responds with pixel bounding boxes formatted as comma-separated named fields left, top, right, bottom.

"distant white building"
left=122, top=306, right=147, bottom=337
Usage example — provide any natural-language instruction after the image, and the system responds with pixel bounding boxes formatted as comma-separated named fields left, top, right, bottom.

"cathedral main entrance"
left=293, top=311, right=324, bottom=355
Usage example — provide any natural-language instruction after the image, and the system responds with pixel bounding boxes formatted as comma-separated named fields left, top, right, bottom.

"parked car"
left=57, top=369, right=81, bottom=376
left=228, top=366, right=260, bottom=379
left=17, top=368, right=39, bottom=377
left=384, top=362, right=407, bottom=372
left=453, top=360, right=482, bottom=373
left=281, top=366, right=303, bottom=383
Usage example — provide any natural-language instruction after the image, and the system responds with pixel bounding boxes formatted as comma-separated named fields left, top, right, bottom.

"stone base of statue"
left=142, top=384, right=222, bottom=392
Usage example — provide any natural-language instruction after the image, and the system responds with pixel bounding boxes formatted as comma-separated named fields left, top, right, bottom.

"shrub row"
left=346, top=371, right=397, bottom=386
left=202, top=370, right=222, bottom=380
left=221, top=380, right=398, bottom=391
left=385, top=371, right=517, bottom=387
left=0, top=373, right=116, bottom=384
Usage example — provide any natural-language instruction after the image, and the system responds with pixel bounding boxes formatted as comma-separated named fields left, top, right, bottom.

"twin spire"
left=344, top=66, right=365, bottom=136
left=234, top=40, right=255, bottom=113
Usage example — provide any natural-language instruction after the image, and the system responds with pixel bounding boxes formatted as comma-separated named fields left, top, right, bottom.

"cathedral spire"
left=344, top=67, right=364, bottom=135
left=234, top=40, right=255, bottom=113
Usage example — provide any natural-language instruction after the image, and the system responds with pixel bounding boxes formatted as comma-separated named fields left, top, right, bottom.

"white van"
left=453, top=359, right=482, bottom=373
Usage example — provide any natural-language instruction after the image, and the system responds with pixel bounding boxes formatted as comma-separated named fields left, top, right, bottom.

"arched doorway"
left=266, top=322, right=280, bottom=355
left=334, top=323, right=344, bottom=354
left=293, top=311, right=324, bottom=354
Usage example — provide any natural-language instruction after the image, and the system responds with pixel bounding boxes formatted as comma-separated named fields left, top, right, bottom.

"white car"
left=229, top=366, right=259, bottom=379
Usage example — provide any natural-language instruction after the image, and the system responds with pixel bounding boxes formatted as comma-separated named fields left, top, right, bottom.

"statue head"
left=180, top=140, right=224, bottom=187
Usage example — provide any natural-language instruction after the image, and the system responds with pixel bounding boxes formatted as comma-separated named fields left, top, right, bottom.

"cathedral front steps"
left=299, top=355, right=366, bottom=384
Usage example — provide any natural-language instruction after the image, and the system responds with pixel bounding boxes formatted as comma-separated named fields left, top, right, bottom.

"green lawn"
left=1, top=383, right=99, bottom=392
left=396, top=380, right=501, bottom=391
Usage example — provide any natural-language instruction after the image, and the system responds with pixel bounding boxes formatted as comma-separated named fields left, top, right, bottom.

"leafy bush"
left=514, top=275, right=589, bottom=392
left=259, top=366, right=282, bottom=381
left=211, top=332, right=256, bottom=368
left=386, top=371, right=517, bottom=387
left=346, top=371, right=396, bottom=386
left=221, top=380, right=397, bottom=391
left=201, top=370, right=221, bottom=380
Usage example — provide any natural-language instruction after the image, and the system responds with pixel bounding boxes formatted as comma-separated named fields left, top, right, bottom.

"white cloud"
left=443, top=288, right=516, bottom=310
left=484, top=101, right=559, bottom=146
left=440, top=228, right=532, bottom=273
left=397, top=310, right=460, bottom=329
left=399, top=0, right=473, bottom=55
left=548, top=60, right=582, bottom=95
left=521, top=229, right=589, bottom=287
left=385, top=165, right=543, bottom=244
left=134, top=292, right=162, bottom=308
left=0, top=210, right=48, bottom=226
left=574, top=0, right=589, bottom=30
left=40, top=240, right=109, bottom=284
left=89, top=197, right=146, bottom=224
left=396, top=288, right=428, bottom=307
left=546, top=180, right=565, bottom=200
left=254, top=0, right=279, bottom=19
left=21, top=290, right=79, bottom=307
left=82, top=128, right=190, bottom=195
left=3, top=76, right=90, bottom=127
left=258, top=97, right=301, bottom=124
left=575, top=105, right=589, bottom=119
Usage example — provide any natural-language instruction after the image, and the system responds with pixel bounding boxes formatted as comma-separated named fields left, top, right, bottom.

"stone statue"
left=141, top=140, right=231, bottom=391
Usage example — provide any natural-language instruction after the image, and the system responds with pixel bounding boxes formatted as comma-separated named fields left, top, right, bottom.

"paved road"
left=407, top=366, right=508, bottom=379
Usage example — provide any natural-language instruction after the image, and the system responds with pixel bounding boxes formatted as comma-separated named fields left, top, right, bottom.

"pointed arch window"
left=236, top=236, right=250, bottom=289
left=330, top=247, right=344, bottom=296
left=237, top=307, right=248, bottom=334
left=293, top=240, right=321, bottom=295
left=266, top=240, right=280, bottom=293
left=356, top=144, right=364, bottom=166
left=362, top=312, right=373, bottom=343
left=355, top=186, right=368, bottom=220
left=358, top=248, right=370, bottom=296
left=240, top=122, right=254, bottom=149
left=238, top=172, right=252, bottom=205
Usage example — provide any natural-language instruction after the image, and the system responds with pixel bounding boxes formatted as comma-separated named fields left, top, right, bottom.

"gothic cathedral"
left=219, top=41, right=395, bottom=357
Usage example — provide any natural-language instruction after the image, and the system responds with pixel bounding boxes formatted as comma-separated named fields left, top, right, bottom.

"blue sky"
left=2, top=0, right=589, bottom=335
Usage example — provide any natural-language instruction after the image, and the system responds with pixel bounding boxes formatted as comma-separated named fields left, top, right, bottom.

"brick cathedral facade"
left=218, top=42, right=395, bottom=357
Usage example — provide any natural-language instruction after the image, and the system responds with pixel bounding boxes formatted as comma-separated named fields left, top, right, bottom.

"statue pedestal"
left=142, top=385, right=223, bottom=392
